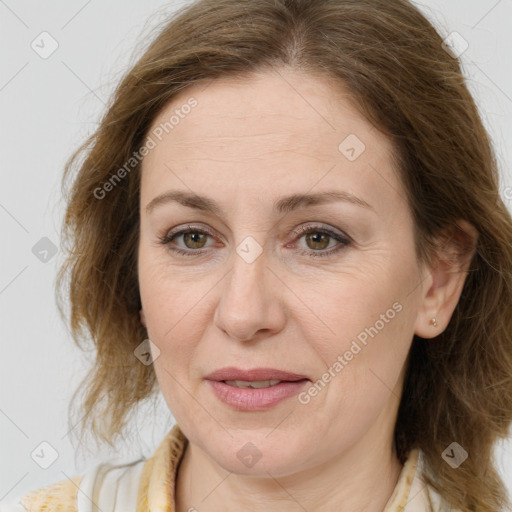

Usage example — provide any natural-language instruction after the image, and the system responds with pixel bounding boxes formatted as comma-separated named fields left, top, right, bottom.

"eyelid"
left=291, top=222, right=350, bottom=240
left=159, top=223, right=218, bottom=245
left=162, top=222, right=349, bottom=242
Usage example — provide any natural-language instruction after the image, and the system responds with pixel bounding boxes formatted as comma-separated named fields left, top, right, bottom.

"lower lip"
left=207, top=379, right=309, bottom=411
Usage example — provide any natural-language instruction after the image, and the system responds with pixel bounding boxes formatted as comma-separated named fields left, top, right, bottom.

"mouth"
left=205, top=366, right=310, bottom=383
left=223, top=379, right=285, bottom=389
left=205, top=367, right=310, bottom=411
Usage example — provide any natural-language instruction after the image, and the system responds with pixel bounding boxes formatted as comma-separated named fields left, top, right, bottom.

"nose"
left=213, top=247, right=287, bottom=343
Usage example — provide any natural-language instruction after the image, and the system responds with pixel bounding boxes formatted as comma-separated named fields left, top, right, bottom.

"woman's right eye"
left=158, top=226, right=215, bottom=256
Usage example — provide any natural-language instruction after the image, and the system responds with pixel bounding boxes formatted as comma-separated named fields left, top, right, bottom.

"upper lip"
left=205, top=367, right=310, bottom=382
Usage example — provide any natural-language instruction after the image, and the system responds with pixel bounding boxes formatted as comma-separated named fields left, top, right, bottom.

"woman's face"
left=138, top=69, right=429, bottom=476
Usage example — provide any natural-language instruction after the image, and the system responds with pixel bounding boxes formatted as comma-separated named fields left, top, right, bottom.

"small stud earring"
left=430, top=317, right=438, bottom=327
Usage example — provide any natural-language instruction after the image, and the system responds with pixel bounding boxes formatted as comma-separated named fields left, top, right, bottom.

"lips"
left=205, top=367, right=310, bottom=383
left=204, top=367, right=310, bottom=411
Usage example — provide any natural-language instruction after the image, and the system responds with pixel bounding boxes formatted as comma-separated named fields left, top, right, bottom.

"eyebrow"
left=145, top=190, right=375, bottom=216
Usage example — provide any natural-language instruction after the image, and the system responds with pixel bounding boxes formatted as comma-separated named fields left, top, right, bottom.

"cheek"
left=299, top=296, right=412, bottom=450
left=139, top=248, right=204, bottom=333
left=306, top=296, right=406, bottom=395
left=307, top=266, right=400, bottom=343
left=305, top=256, right=416, bottom=392
left=139, top=284, right=204, bottom=365
left=138, top=262, right=206, bottom=419
left=138, top=252, right=216, bottom=382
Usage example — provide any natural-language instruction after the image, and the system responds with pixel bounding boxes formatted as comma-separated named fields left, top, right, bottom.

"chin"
left=201, top=430, right=309, bottom=477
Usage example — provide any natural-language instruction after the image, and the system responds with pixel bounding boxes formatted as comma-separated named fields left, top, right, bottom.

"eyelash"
left=158, top=223, right=351, bottom=258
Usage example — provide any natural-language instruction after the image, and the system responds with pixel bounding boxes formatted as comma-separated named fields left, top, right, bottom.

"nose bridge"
left=214, top=237, right=283, bottom=341
left=226, top=240, right=269, bottom=309
left=226, top=217, right=270, bottom=291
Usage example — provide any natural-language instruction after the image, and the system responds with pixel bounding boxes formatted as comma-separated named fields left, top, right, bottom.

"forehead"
left=140, top=69, right=403, bottom=216
left=146, top=70, right=389, bottom=154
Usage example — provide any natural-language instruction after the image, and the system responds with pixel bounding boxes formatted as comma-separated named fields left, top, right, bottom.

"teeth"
left=224, top=379, right=282, bottom=389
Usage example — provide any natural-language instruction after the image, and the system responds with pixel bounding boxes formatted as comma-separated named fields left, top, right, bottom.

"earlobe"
left=140, top=308, right=146, bottom=327
left=414, top=219, right=479, bottom=339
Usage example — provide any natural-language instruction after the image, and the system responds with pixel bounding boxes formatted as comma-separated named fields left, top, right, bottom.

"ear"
left=414, top=219, right=479, bottom=339
left=139, top=308, right=146, bottom=327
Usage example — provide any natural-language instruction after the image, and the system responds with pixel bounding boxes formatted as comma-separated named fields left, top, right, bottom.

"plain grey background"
left=1, top=0, right=511, bottom=504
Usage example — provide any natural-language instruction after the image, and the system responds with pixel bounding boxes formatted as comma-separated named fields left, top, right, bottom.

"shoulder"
left=0, top=425, right=187, bottom=512
left=0, top=474, right=83, bottom=512
left=0, top=458, right=145, bottom=512
left=385, top=449, right=463, bottom=512
left=416, top=451, right=464, bottom=512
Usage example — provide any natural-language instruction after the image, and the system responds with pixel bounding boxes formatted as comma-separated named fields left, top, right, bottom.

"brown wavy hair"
left=56, top=0, right=512, bottom=509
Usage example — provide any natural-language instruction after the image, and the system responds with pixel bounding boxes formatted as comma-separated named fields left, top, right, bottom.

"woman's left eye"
left=291, top=225, right=351, bottom=258
left=158, top=224, right=351, bottom=258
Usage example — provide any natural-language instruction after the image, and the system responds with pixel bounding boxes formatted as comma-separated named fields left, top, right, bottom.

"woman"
left=2, top=0, right=511, bottom=510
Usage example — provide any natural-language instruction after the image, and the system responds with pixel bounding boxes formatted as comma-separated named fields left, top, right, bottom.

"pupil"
left=186, top=232, right=205, bottom=247
left=308, top=232, right=328, bottom=249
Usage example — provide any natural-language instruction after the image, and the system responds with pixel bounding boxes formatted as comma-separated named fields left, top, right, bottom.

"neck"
left=175, top=421, right=403, bottom=512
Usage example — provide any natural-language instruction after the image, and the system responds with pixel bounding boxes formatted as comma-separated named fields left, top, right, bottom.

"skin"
left=137, top=68, right=478, bottom=512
